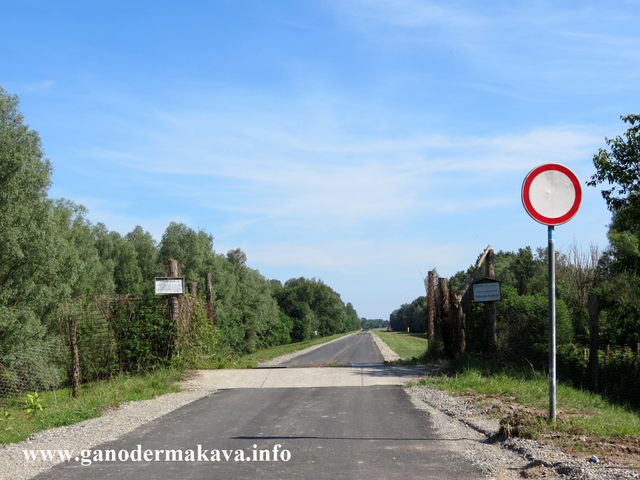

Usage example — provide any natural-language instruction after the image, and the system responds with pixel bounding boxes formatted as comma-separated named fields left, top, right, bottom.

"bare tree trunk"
left=449, top=279, right=465, bottom=356
left=69, top=317, right=80, bottom=399
left=427, top=270, right=436, bottom=340
left=439, top=277, right=452, bottom=355
left=485, top=249, right=497, bottom=361
left=588, top=294, right=599, bottom=392
left=206, top=272, right=214, bottom=328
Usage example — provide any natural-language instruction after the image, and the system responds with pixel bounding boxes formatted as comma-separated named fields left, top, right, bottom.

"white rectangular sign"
left=155, top=278, right=184, bottom=295
left=473, top=282, right=501, bottom=302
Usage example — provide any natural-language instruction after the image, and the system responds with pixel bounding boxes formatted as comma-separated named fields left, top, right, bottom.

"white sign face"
left=473, top=282, right=501, bottom=302
left=522, top=164, right=582, bottom=226
left=529, top=170, right=576, bottom=218
left=155, top=278, right=184, bottom=295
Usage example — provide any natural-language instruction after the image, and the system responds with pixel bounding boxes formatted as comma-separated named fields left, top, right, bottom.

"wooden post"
left=168, top=260, right=181, bottom=341
left=455, top=244, right=492, bottom=306
left=438, top=276, right=451, bottom=355
left=449, top=279, right=465, bottom=356
left=485, top=249, right=497, bottom=361
left=427, top=270, right=436, bottom=340
left=69, top=317, right=80, bottom=399
left=206, top=272, right=214, bottom=328
left=606, top=344, right=610, bottom=359
left=588, top=294, right=598, bottom=392
left=188, top=282, right=197, bottom=296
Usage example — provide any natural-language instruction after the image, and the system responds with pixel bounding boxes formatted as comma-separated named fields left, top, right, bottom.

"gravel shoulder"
left=406, top=385, right=640, bottom=479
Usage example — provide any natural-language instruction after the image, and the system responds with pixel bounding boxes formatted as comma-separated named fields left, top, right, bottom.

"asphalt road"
left=32, top=333, right=486, bottom=479
left=276, top=331, right=385, bottom=366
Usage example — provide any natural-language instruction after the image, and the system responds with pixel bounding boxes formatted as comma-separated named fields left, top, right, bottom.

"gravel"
left=406, top=385, right=640, bottom=479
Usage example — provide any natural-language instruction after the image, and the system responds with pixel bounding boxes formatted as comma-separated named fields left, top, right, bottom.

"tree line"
left=391, top=114, right=640, bottom=355
left=0, top=87, right=360, bottom=358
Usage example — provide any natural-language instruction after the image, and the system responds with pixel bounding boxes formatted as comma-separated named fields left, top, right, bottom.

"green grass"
left=0, top=368, right=183, bottom=445
left=371, top=329, right=430, bottom=361
left=417, top=363, right=640, bottom=439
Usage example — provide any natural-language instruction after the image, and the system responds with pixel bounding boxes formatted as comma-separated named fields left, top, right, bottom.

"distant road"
left=276, top=330, right=384, bottom=366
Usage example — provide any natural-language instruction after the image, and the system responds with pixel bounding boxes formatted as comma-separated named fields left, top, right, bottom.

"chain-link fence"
left=461, top=290, right=640, bottom=409
left=0, top=338, right=68, bottom=401
left=1, top=294, right=177, bottom=404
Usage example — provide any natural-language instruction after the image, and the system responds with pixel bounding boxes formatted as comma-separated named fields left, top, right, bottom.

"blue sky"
left=3, top=0, right=639, bottom=319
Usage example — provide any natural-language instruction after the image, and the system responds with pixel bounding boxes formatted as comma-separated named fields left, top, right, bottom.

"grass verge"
left=370, top=329, right=430, bottom=362
left=0, top=368, right=183, bottom=445
left=416, top=357, right=640, bottom=461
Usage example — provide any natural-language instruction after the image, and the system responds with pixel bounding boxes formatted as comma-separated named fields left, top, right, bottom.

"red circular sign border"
left=522, top=164, right=582, bottom=226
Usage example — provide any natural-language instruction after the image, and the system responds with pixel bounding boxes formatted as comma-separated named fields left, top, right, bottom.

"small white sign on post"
left=473, top=280, right=502, bottom=302
left=155, top=277, right=185, bottom=295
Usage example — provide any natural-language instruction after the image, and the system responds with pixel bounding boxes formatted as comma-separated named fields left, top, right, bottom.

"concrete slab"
left=181, top=365, right=431, bottom=389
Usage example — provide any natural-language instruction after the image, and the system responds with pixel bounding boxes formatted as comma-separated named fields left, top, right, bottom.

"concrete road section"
left=33, top=386, right=486, bottom=480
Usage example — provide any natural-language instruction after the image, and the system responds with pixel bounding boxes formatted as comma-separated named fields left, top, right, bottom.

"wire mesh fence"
left=0, top=338, right=68, bottom=401
left=1, top=294, right=177, bottom=404
left=460, top=288, right=640, bottom=410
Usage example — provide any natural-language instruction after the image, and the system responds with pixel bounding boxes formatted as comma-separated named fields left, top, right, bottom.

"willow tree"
left=0, top=88, right=58, bottom=353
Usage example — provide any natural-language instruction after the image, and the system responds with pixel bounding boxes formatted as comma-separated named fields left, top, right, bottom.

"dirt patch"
left=98, top=403, right=121, bottom=414
left=454, top=391, right=640, bottom=470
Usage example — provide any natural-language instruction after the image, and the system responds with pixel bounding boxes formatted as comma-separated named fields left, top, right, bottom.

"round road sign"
left=522, top=164, right=582, bottom=225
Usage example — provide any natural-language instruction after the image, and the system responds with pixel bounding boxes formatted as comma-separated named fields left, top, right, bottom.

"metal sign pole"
left=548, top=225, right=557, bottom=421
left=522, top=164, right=581, bottom=423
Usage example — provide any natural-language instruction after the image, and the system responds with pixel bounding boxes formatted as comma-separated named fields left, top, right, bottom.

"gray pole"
left=548, top=225, right=557, bottom=421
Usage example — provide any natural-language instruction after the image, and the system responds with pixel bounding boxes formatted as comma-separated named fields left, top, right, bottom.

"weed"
left=23, top=392, right=44, bottom=417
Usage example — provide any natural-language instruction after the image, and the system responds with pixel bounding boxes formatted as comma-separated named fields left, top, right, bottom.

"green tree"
left=159, top=222, right=218, bottom=290
left=0, top=88, right=59, bottom=352
left=588, top=114, right=640, bottom=234
left=125, top=226, right=162, bottom=285
left=53, top=199, right=115, bottom=297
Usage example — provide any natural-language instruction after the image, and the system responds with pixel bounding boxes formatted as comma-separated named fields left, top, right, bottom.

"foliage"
left=360, top=318, right=390, bottom=330
left=0, top=88, right=57, bottom=352
left=173, top=296, right=235, bottom=369
left=588, top=114, right=640, bottom=234
left=273, top=277, right=355, bottom=341
left=389, top=296, right=427, bottom=333
left=23, top=392, right=44, bottom=416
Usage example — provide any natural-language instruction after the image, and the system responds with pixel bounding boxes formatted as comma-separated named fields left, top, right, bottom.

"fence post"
left=169, top=259, right=180, bottom=325
left=449, top=279, right=465, bottom=356
left=427, top=270, right=436, bottom=340
left=69, top=317, right=80, bottom=399
left=188, top=282, right=197, bottom=296
left=588, top=294, right=598, bottom=392
left=438, top=276, right=451, bottom=355
left=206, top=272, right=214, bottom=328
left=485, top=249, right=497, bottom=361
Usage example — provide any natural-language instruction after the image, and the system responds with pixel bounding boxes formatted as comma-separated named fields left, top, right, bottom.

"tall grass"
left=0, top=368, right=183, bottom=444
left=419, top=355, right=640, bottom=438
